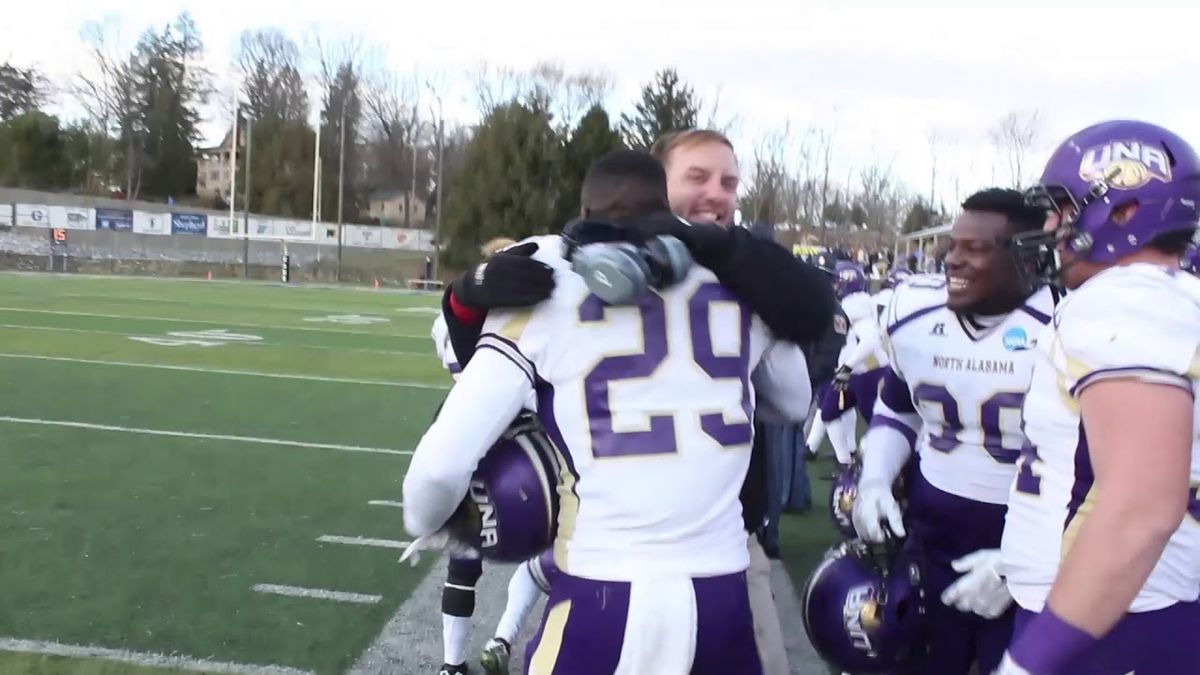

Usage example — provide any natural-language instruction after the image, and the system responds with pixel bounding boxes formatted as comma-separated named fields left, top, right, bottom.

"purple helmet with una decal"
left=446, top=414, right=562, bottom=562
left=834, top=261, right=868, bottom=299
left=802, top=540, right=927, bottom=673
left=1015, top=120, right=1200, bottom=284
left=883, top=267, right=911, bottom=290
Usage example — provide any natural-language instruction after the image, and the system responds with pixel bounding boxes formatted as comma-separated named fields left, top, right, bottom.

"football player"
left=994, top=121, right=1200, bottom=675
left=439, top=130, right=834, bottom=675
left=403, top=149, right=813, bottom=674
left=805, top=261, right=887, bottom=465
left=851, top=188, right=1054, bottom=675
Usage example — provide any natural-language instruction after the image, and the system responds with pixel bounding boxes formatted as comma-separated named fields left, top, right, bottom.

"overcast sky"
left=5, top=0, right=1199, bottom=209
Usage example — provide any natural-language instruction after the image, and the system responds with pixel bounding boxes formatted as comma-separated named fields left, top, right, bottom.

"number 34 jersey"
left=883, top=277, right=1055, bottom=505
left=478, top=236, right=811, bottom=581
left=1001, top=264, right=1200, bottom=613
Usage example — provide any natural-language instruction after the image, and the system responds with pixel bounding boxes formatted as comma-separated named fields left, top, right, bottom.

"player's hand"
left=851, top=480, right=905, bottom=542
left=990, top=652, right=1034, bottom=675
left=451, top=242, right=555, bottom=310
left=832, top=365, right=853, bottom=392
left=668, top=220, right=731, bottom=269
left=941, top=548, right=1013, bottom=619
left=398, top=531, right=478, bottom=567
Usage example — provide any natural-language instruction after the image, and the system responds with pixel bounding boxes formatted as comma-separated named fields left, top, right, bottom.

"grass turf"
left=0, top=273, right=449, bottom=674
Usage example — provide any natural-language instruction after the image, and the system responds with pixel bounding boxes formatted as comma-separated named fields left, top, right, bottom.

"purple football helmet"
left=883, top=267, right=911, bottom=290
left=834, top=261, right=868, bottom=299
left=828, top=462, right=861, bottom=539
left=1016, top=120, right=1200, bottom=281
left=446, top=415, right=562, bottom=562
left=802, top=540, right=927, bottom=673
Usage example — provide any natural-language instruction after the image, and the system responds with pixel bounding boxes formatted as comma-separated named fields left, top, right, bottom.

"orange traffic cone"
left=207, top=271, right=213, bottom=281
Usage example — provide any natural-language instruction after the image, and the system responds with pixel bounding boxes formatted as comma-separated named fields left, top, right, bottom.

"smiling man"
left=847, top=188, right=1054, bottom=675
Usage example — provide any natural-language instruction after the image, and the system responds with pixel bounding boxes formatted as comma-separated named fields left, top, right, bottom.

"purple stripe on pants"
left=1013, top=601, right=1200, bottom=674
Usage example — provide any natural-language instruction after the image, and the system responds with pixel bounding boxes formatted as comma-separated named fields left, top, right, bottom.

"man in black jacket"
left=438, top=131, right=834, bottom=675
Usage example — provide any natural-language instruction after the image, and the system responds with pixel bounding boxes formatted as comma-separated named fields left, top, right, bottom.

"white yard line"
left=0, top=637, right=312, bottom=675
left=251, top=583, right=382, bottom=605
left=0, top=306, right=429, bottom=339
left=367, top=500, right=404, bottom=508
left=0, top=352, right=449, bottom=389
left=0, top=323, right=428, bottom=358
left=0, top=416, right=413, bottom=457
left=316, top=535, right=411, bottom=549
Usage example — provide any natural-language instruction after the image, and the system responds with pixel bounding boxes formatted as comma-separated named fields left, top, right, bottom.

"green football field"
left=0, top=271, right=839, bottom=675
left=0, top=273, right=449, bottom=675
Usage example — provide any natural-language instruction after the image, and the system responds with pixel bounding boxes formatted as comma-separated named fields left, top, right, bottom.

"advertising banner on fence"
left=248, top=217, right=276, bottom=238
left=171, top=213, right=207, bottom=236
left=207, top=215, right=242, bottom=238
left=0, top=204, right=12, bottom=229
left=16, top=204, right=50, bottom=228
left=132, top=211, right=170, bottom=235
left=95, top=208, right=133, bottom=231
left=342, top=224, right=434, bottom=251
left=279, top=220, right=315, bottom=241
left=50, top=206, right=94, bottom=231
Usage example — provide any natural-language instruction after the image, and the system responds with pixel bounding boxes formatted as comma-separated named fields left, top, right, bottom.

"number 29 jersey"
left=478, top=236, right=810, bottom=581
left=883, top=277, right=1054, bottom=505
left=1001, top=264, right=1200, bottom=613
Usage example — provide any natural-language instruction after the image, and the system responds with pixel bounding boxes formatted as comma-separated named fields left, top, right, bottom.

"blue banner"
left=171, top=213, right=207, bottom=236
left=95, top=208, right=133, bottom=231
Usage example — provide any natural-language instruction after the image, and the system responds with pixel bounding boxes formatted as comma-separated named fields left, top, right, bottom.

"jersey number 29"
left=579, top=283, right=752, bottom=459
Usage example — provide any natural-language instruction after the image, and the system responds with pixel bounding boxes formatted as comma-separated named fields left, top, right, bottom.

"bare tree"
left=468, top=61, right=525, bottom=116
left=988, top=110, right=1042, bottom=188
left=73, top=19, right=140, bottom=196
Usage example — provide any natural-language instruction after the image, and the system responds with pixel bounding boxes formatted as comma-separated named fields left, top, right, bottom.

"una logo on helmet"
left=842, top=584, right=879, bottom=657
left=1079, top=141, right=1173, bottom=189
left=1002, top=327, right=1029, bottom=351
left=468, top=480, right=500, bottom=548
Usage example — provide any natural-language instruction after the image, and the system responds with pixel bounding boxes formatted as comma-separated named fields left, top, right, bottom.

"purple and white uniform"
left=861, top=274, right=1053, bottom=675
left=1001, top=264, right=1200, bottom=672
left=404, top=235, right=811, bottom=674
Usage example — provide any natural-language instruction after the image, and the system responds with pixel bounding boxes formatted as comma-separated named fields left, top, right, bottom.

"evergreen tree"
left=619, top=68, right=700, bottom=150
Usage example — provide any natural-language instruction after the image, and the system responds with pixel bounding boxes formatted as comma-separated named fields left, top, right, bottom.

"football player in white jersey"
left=806, top=261, right=888, bottom=465
left=851, top=188, right=1054, bottom=675
left=404, top=150, right=812, bottom=674
left=993, top=121, right=1200, bottom=675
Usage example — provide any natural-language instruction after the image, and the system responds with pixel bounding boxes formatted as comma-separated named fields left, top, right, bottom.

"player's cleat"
left=439, top=663, right=469, bottom=675
left=479, top=637, right=511, bottom=675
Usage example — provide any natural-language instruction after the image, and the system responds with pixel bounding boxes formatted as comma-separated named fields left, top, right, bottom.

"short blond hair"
left=481, top=237, right=517, bottom=256
left=649, top=129, right=736, bottom=165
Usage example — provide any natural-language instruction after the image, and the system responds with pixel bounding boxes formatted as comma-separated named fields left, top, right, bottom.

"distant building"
left=367, top=189, right=426, bottom=227
left=195, top=128, right=242, bottom=202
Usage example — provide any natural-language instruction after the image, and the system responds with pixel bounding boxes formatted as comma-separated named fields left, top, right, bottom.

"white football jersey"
left=1001, top=264, right=1200, bottom=612
left=477, top=235, right=811, bottom=581
left=838, top=291, right=888, bottom=373
left=873, top=288, right=895, bottom=333
left=881, top=275, right=1054, bottom=505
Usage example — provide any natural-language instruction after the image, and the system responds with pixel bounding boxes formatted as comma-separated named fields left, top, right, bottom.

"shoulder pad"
left=840, top=292, right=875, bottom=323
left=524, top=235, right=571, bottom=271
left=884, top=275, right=947, bottom=335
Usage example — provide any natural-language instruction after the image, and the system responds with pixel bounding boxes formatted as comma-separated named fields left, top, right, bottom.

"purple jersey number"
left=579, top=283, right=751, bottom=458
left=1189, top=484, right=1200, bottom=523
left=911, top=383, right=1024, bottom=463
left=1013, top=439, right=1042, bottom=496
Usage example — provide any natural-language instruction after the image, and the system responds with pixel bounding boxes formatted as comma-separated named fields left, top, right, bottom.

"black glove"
left=832, top=365, right=853, bottom=392
left=450, top=242, right=555, bottom=310
left=659, top=218, right=733, bottom=271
